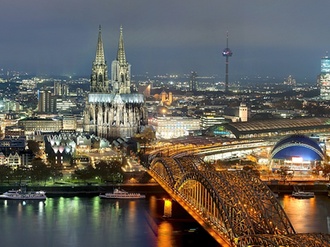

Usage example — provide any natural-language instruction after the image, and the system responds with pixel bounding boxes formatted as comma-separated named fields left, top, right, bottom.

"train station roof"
left=224, top=117, right=330, bottom=138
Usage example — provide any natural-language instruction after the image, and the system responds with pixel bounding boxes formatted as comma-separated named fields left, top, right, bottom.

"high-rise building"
left=38, top=90, right=56, bottom=113
left=319, top=53, right=330, bottom=100
left=54, top=81, right=69, bottom=96
left=189, top=71, right=198, bottom=92
left=54, top=81, right=62, bottom=96
left=83, top=26, right=147, bottom=139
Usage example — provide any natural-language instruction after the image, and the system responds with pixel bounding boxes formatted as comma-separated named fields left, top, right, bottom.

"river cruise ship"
left=100, top=188, right=146, bottom=199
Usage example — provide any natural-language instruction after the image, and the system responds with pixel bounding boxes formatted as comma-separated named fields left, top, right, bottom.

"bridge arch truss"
left=149, top=156, right=330, bottom=247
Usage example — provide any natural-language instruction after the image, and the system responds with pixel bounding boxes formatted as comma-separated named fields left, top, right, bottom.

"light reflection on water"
left=0, top=196, right=217, bottom=247
left=3, top=194, right=327, bottom=247
left=279, top=194, right=330, bottom=234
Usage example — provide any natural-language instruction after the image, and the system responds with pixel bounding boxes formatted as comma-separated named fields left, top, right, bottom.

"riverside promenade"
left=0, top=178, right=328, bottom=197
left=0, top=183, right=167, bottom=197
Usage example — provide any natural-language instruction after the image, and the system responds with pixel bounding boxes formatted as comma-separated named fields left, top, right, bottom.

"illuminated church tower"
left=90, top=26, right=109, bottom=93
left=111, top=26, right=131, bottom=94
left=83, top=26, right=147, bottom=139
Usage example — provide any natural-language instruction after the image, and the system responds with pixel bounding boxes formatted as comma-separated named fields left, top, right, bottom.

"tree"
left=135, top=127, right=156, bottom=153
left=322, top=164, right=330, bottom=181
left=27, top=140, right=41, bottom=156
left=30, top=158, right=51, bottom=184
left=72, top=165, right=95, bottom=183
left=277, top=166, right=293, bottom=182
left=12, top=166, right=30, bottom=185
left=0, top=165, right=12, bottom=184
left=94, top=160, right=124, bottom=184
left=49, top=164, right=63, bottom=182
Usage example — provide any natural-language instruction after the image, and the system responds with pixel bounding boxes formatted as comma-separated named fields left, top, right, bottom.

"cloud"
left=0, top=0, right=329, bottom=80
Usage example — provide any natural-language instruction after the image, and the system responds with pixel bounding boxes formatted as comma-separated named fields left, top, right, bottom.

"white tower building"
left=239, top=102, right=248, bottom=122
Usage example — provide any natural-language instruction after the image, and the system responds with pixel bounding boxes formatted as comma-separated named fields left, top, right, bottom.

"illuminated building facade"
left=83, top=26, right=147, bottom=139
left=62, top=116, right=77, bottom=131
left=200, top=112, right=227, bottom=130
left=160, top=91, right=173, bottom=106
left=149, top=116, right=200, bottom=139
left=18, top=118, right=62, bottom=136
left=270, top=134, right=324, bottom=171
left=5, top=126, right=25, bottom=138
left=319, top=53, right=330, bottom=100
left=239, top=102, right=248, bottom=122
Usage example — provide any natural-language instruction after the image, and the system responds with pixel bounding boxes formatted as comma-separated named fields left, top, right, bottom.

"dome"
left=271, top=134, right=324, bottom=161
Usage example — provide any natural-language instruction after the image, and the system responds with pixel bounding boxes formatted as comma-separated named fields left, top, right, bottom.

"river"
left=0, top=194, right=329, bottom=247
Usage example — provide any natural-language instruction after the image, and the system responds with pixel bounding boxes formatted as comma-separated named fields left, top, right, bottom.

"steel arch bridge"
left=148, top=156, right=330, bottom=247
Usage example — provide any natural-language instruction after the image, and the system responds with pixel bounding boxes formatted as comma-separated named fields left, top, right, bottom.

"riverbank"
left=267, top=183, right=329, bottom=195
left=0, top=183, right=167, bottom=197
left=0, top=182, right=328, bottom=197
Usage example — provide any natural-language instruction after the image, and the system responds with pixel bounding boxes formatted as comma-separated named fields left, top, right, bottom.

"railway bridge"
left=147, top=155, right=330, bottom=247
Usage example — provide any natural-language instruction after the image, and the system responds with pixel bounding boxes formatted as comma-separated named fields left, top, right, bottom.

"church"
left=83, top=26, right=147, bottom=139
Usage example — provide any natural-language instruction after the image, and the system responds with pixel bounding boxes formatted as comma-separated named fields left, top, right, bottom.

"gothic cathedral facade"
left=83, top=26, right=147, bottom=139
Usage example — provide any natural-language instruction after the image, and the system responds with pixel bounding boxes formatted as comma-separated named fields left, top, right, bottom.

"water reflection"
left=0, top=194, right=329, bottom=246
left=0, top=196, right=219, bottom=247
left=158, top=221, right=174, bottom=247
left=280, top=194, right=330, bottom=233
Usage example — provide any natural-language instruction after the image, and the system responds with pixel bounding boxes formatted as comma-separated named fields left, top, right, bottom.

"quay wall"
left=0, top=183, right=327, bottom=197
left=0, top=184, right=167, bottom=197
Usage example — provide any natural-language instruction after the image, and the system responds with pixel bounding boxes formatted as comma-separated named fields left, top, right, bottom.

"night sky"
left=1, top=0, right=330, bottom=81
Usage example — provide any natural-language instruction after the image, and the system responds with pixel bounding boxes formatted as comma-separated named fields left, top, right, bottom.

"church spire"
left=90, top=25, right=109, bottom=93
left=95, top=25, right=105, bottom=65
left=111, top=26, right=131, bottom=94
left=116, top=26, right=126, bottom=65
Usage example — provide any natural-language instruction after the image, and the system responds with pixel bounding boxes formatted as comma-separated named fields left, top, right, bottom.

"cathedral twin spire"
left=91, top=25, right=130, bottom=94
left=117, top=26, right=127, bottom=66
left=90, top=25, right=108, bottom=93
left=95, top=25, right=106, bottom=65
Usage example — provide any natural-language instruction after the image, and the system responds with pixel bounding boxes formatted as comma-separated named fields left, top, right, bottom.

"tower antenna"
left=222, top=31, right=233, bottom=93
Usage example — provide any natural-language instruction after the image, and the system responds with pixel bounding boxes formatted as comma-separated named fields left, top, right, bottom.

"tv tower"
left=222, top=32, right=233, bottom=93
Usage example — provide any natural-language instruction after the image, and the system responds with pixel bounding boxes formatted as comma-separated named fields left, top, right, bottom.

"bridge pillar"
left=163, top=198, right=172, bottom=218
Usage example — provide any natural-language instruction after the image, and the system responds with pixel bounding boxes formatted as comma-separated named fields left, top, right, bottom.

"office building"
left=149, top=116, right=200, bottom=139
left=38, top=90, right=56, bottom=113
left=189, top=71, right=198, bottom=92
left=319, top=53, right=330, bottom=100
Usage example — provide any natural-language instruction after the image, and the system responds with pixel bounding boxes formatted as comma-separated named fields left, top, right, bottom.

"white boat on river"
left=291, top=191, right=314, bottom=199
left=0, top=188, right=46, bottom=200
left=100, top=188, right=146, bottom=199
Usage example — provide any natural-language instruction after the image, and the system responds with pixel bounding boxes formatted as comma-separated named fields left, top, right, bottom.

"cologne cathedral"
left=83, top=26, right=147, bottom=139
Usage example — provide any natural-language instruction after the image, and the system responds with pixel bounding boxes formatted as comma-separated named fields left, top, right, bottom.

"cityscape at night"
left=2, top=1, right=330, bottom=247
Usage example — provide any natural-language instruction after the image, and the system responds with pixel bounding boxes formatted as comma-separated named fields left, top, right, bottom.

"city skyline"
left=1, top=1, right=330, bottom=82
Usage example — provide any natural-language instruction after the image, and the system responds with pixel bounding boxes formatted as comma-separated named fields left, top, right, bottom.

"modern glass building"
left=319, top=54, right=330, bottom=100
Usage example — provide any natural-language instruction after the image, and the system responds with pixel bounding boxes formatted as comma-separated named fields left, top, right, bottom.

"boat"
left=99, top=188, right=146, bottom=199
left=291, top=191, right=314, bottom=199
left=0, top=188, right=47, bottom=200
